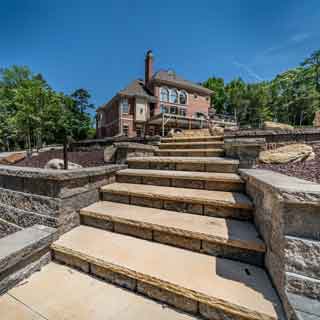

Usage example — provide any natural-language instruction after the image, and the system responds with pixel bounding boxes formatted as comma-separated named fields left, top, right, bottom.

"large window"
left=121, top=99, right=129, bottom=114
left=160, top=104, right=169, bottom=113
left=179, top=108, right=186, bottom=116
left=170, top=89, right=178, bottom=103
left=179, top=91, right=187, bottom=105
left=160, top=88, right=169, bottom=102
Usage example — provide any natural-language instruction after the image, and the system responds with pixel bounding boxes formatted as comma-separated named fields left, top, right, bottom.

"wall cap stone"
left=239, top=169, right=320, bottom=203
left=114, top=142, right=157, bottom=151
left=0, top=225, right=57, bottom=274
left=225, top=138, right=266, bottom=146
left=0, top=164, right=126, bottom=181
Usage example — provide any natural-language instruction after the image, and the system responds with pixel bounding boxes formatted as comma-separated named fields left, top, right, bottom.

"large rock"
left=0, top=152, right=26, bottom=165
left=104, top=145, right=117, bottom=163
left=313, top=111, right=320, bottom=127
left=263, top=121, right=294, bottom=131
left=259, top=144, right=314, bottom=164
left=44, top=159, right=82, bottom=170
left=169, top=128, right=223, bottom=137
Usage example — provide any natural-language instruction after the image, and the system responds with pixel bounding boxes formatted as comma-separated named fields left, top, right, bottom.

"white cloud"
left=291, top=32, right=311, bottom=43
left=232, top=60, right=263, bottom=81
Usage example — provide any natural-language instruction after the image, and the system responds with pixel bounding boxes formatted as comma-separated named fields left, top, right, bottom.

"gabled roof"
left=152, top=70, right=213, bottom=95
left=97, top=79, right=157, bottom=111
left=118, top=79, right=157, bottom=102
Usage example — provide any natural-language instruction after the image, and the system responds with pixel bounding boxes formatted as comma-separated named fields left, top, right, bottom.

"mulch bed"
left=258, top=143, right=320, bottom=184
left=15, top=150, right=105, bottom=168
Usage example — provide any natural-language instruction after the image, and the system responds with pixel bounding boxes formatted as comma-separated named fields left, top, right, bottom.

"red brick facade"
left=96, top=51, right=212, bottom=138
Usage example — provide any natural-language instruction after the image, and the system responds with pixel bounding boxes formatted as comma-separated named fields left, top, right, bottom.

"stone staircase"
left=51, top=135, right=284, bottom=320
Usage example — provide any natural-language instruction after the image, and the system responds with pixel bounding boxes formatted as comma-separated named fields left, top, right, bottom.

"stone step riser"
left=101, top=192, right=252, bottom=220
left=80, top=214, right=264, bottom=267
left=159, top=143, right=224, bottom=150
left=52, top=248, right=265, bottom=320
left=128, top=161, right=238, bottom=173
left=116, top=175, right=244, bottom=192
left=155, top=150, right=225, bottom=157
left=161, top=137, right=223, bottom=143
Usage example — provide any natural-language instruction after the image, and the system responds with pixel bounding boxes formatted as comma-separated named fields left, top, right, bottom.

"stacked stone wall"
left=240, top=169, right=320, bottom=320
left=226, top=128, right=320, bottom=149
left=0, top=165, right=126, bottom=235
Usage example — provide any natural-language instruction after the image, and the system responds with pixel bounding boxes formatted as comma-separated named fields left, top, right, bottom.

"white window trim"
left=160, top=87, right=188, bottom=105
left=160, top=87, right=169, bottom=102
left=179, top=90, right=188, bottom=105
left=121, top=98, right=129, bottom=114
left=169, top=88, right=178, bottom=104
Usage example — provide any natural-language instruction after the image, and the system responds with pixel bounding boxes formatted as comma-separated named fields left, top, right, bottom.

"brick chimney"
left=145, top=50, right=153, bottom=84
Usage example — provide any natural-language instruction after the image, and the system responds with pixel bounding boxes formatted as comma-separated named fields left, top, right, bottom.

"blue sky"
left=1, top=0, right=319, bottom=109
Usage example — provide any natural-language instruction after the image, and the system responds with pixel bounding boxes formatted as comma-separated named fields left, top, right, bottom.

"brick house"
left=96, top=50, right=213, bottom=138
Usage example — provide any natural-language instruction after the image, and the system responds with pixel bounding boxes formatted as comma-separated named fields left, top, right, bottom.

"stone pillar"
left=224, top=138, right=266, bottom=168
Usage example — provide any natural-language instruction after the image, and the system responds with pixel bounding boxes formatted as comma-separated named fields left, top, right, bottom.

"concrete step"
left=52, top=226, right=284, bottom=320
left=128, top=156, right=239, bottom=173
left=80, top=201, right=265, bottom=266
left=116, top=169, right=244, bottom=192
left=161, top=136, right=224, bottom=143
left=3, top=262, right=199, bottom=320
left=100, top=183, right=253, bottom=219
left=159, top=141, right=224, bottom=150
left=155, top=149, right=225, bottom=157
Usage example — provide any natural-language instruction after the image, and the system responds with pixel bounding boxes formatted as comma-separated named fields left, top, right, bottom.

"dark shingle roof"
left=118, top=79, right=157, bottom=102
left=152, top=70, right=213, bottom=95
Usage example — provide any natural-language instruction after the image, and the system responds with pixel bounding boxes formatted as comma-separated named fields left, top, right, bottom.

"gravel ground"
left=15, top=150, right=105, bottom=168
left=258, top=143, right=320, bottom=183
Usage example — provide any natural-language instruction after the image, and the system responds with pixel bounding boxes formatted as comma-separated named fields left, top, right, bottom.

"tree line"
left=0, top=66, right=95, bottom=151
left=203, top=50, right=320, bottom=128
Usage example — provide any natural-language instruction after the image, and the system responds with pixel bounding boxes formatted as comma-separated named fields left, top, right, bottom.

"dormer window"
left=169, top=89, right=178, bottom=103
left=160, top=87, right=169, bottom=102
left=179, top=91, right=187, bottom=105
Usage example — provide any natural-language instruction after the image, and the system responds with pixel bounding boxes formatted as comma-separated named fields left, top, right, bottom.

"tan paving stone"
left=52, top=226, right=284, bottom=320
left=80, top=201, right=264, bottom=252
left=0, top=294, right=44, bottom=319
left=7, top=262, right=199, bottom=320
left=101, top=183, right=253, bottom=209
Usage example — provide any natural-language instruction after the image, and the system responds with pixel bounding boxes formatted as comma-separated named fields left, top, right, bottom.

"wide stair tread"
left=128, top=156, right=239, bottom=173
left=159, top=141, right=224, bottom=149
left=117, top=169, right=243, bottom=183
left=80, top=201, right=265, bottom=265
left=117, top=169, right=244, bottom=192
left=155, top=149, right=225, bottom=157
left=101, top=183, right=253, bottom=210
left=52, top=226, right=283, bottom=320
left=161, top=136, right=223, bottom=143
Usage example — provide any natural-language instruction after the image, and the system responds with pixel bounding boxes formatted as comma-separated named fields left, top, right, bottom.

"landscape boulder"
left=209, top=125, right=224, bottom=136
left=104, top=144, right=117, bottom=163
left=313, top=111, right=320, bottom=127
left=263, top=121, right=294, bottom=131
left=259, top=144, right=314, bottom=164
left=0, top=152, right=26, bottom=165
left=44, top=159, right=82, bottom=170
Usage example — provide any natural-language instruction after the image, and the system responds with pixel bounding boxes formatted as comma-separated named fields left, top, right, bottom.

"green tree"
left=202, top=76, right=226, bottom=114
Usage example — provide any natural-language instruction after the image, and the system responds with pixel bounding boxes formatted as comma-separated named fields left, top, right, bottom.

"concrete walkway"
left=1, top=262, right=199, bottom=320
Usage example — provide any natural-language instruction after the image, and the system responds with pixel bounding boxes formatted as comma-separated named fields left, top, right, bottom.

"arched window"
left=160, top=87, right=169, bottom=102
left=170, top=89, right=178, bottom=103
left=179, top=91, right=187, bottom=105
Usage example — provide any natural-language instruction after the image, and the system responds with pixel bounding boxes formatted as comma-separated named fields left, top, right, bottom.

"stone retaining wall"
left=71, top=136, right=161, bottom=151
left=0, top=164, right=126, bottom=234
left=226, top=128, right=320, bottom=149
left=240, top=169, right=320, bottom=320
left=0, top=225, right=57, bottom=294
